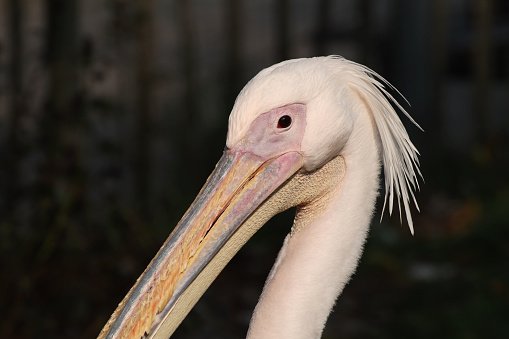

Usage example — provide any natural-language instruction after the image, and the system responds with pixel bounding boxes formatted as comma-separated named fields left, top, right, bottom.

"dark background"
left=1, top=0, right=508, bottom=338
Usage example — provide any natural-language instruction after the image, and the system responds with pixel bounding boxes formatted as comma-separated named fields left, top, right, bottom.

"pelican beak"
left=98, top=149, right=303, bottom=339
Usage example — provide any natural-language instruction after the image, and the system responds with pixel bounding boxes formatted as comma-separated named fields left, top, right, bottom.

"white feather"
left=333, top=56, right=422, bottom=233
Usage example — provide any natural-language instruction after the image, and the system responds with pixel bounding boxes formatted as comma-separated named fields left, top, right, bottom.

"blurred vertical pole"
left=134, top=0, right=155, bottom=221
left=5, top=0, right=22, bottom=219
left=47, top=0, right=78, bottom=125
left=275, top=0, right=290, bottom=61
left=175, top=0, right=201, bottom=184
left=430, top=0, right=449, bottom=148
left=41, top=0, right=79, bottom=257
left=358, top=0, right=371, bottom=66
left=315, top=0, right=331, bottom=55
left=177, top=0, right=197, bottom=126
left=473, top=0, right=493, bottom=144
left=226, top=0, right=241, bottom=104
left=45, top=0, right=79, bottom=192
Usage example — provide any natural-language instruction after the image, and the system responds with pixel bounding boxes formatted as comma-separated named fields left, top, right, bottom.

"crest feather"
left=331, top=56, right=422, bottom=234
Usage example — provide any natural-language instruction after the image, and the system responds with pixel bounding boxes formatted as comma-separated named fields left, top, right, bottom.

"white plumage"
left=98, top=56, right=422, bottom=339
left=228, top=56, right=421, bottom=232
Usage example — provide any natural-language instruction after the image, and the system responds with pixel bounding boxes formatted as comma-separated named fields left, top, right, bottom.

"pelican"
left=98, top=56, right=421, bottom=339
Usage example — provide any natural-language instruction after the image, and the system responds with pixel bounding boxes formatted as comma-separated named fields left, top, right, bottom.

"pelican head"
left=98, top=56, right=421, bottom=339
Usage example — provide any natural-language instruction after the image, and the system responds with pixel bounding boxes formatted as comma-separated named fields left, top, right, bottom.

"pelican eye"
left=277, top=115, right=292, bottom=129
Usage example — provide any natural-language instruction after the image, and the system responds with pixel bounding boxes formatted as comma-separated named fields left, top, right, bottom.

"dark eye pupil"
left=277, top=115, right=292, bottom=129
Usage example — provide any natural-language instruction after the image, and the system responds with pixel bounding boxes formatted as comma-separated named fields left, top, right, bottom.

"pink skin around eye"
left=233, top=104, right=307, bottom=160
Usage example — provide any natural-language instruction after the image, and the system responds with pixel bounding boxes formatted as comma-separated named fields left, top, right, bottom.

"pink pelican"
left=98, top=56, right=421, bottom=339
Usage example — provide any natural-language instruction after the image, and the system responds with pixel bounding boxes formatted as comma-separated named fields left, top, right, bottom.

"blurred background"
left=1, top=0, right=508, bottom=338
